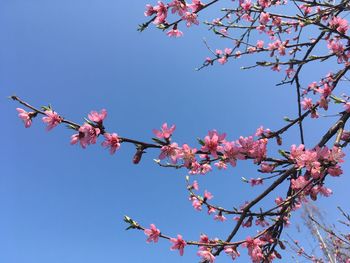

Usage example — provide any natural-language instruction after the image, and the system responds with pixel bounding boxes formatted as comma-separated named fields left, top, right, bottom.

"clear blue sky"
left=1, top=1, right=350, bottom=262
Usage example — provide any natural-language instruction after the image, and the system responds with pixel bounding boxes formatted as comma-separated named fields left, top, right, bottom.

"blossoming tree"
left=10, top=0, right=350, bottom=262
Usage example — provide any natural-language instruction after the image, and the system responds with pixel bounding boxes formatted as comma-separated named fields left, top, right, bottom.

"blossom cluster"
left=144, top=0, right=203, bottom=37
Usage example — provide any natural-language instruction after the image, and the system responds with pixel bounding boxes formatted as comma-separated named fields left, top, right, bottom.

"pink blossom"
left=260, top=162, right=274, bottom=173
left=255, top=126, right=271, bottom=137
left=256, top=40, right=264, bottom=49
left=191, top=196, right=202, bottom=211
left=42, top=110, right=62, bottom=131
left=101, top=133, right=121, bottom=154
left=224, top=48, right=232, bottom=55
left=208, top=207, right=216, bottom=214
left=144, top=224, right=161, bottom=243
left=258, top=0, right=271, bottom=8
left=218, top=56, right=228, bottom=65
left=222, top=141, right=244, bottom=167
left=179, top=144, right=197, bottom=168
left=204, top=190, right=213, bottom=200
left=88, top=109, right=107, bottom=124
left=144, top=4, right=156, bottom=16
left=159, top=143, right=180, bottom=163
left=16, top=108, right=33, bottom=128
left=167, top=28, right=183, bottom=37
left=70, top=123, right=100, bottom=149
left=275, top=196, right=284, bottom=205
left=291, top=176, right=310, bottom=190
left=327, top=165, right=343, bottom=176
left=341, top=130, right=350, bottom=141
left=224, top=246, right=240, bottom=260
left=214, top=161, right=227, bottom=169
left=286, top=67, right=295, bottom=78
left=259, top=12, right=270, bottom=25
left=182, top=12, right=199, bottom=27
left=242, top=217, right=253, bottom=227
left=249, top=178, right=263, bottom=186
left=170, top=235, right=186, bottom=256
left=237, top=137, right=267, bottom=163
left=328, top=146, right=345, bottom=163
left=192, top=180, right=199, bottom=191
left=300, top=4, right=312, bottom=15
left=290, top=144, right=305, bottom=161
left=188, top=0, right=204, bottom=12
left=242, top=236, right=265, bottom=262
left=301, top=98, right=313, bottom=110
left=153, top=1, right=168, bottom=25
left=214, top=214, right=227, bottom=222
left=329, top=16, right=348, bottom=34
left=197, top=249, right=215, bottom=263
left=153, top=123, right=176, bottom=139
left=168, top=0, right=188, bottom=16
left=201, top=130, right=226, bottom=158
left=241, top=0, right=252, bottom=11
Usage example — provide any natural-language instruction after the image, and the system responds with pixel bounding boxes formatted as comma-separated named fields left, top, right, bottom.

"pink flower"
left=42, top=110, right=62, bottom=131
left=188, top=0, right=204, bottom=12
left=170, top=235, right=186, bottom=256
left=218, top=56, right=228, bottom=65
left=224, top=246, right=240, bottom=260
left=144, top=4, right=156, bottom=16
left=249, top=178, right=263, bottom=186
left=159, top=143, right=180, bottom=163
left=242, top=217, right=253, bottom=227
left=241, top=0, right=252, bottom=11
left=242, top=236, right=265, bottom=262
left=70, top=123, right=100, bottom=149
left=192, top=180, right=199, bottom=191
left=341, top=130, right=350, bottom=141
left=191, top=197, right=202, bottom=211
left=201, top=130, right=226, bottom=158
left=168, top=0, right=188, bottom=16
left=301, top=98, right=313, bottom=110
left=275, top=196, right=284, bottom=205
left=88, top=109, right=107, bottom=124
left=214, top=214, right=227, bottom=222
left=260, top=162, right=274, bottom=173
left=167, top=28, right=184, bottom=37
left=182, top=12, right=199, bottom=27
left=144, top=224, right=161, bottom=243
left=328, top=146, right=345, bottom=163
left=291, top=176, right=310, bottom=190
left=208, top=207, right=216, bottom=214
left=258, top=0, right=271, bottom=8
left=101, top=133, right=121, bottom=154
left=204, top=190, right=213, bottom=200
left=256, top=40, right=264, bottom=49
left=197, top=250, right=215, bottom=263
left=259, top=12, right=270, bottom=25
left=290, top=144, right=305, bottom=161
left=327, top=165, right=343, bottom=176
left=179, top=144, right=197, bottom=168
left=16, top=108, right=33, bottom=128
left=329, top=16, right=348, bottom=34
left=214, top=161, right=227, bottom=169
left=153, top=123, right=176, bottom=139
left=153, top=1, right=168, bottom=25
left=237, top=137, right=267, bottom=163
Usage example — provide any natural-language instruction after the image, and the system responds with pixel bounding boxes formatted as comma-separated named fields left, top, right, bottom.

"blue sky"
left=1, top=1, right=350, bottom=262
